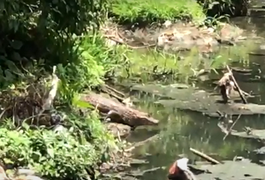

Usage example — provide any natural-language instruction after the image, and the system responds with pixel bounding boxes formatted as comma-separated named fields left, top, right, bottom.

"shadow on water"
left=127, top=94, right=265, bottom=179
left=125, top=11, right=265, bottom=180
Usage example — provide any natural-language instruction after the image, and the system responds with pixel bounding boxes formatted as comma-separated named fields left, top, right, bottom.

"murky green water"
left=125, top=11, right=265, bottom=180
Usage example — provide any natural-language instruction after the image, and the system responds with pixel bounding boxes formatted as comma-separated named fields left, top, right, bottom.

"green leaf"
left=10, top=40, right=23, bottom=50
left=5, top=60, right=22, bottom=75
left=72, top=94, right=93, bottom=108
left=47, top=148, right=55, bottom=158
left=12, top=52, right=21, bottom=61
left=4, top=69, right=15, bottom=82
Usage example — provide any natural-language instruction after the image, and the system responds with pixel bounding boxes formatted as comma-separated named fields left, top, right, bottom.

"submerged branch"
left=223, top=114, right=241, bottom=140
left=190, top=148, right=221, bottom=165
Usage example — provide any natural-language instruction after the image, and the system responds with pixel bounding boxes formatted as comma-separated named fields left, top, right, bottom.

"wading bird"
left=167, top=158, right=197, bottom=180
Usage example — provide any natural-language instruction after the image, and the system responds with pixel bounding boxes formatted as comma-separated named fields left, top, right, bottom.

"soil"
left=102, top=21, right=250, bottom=53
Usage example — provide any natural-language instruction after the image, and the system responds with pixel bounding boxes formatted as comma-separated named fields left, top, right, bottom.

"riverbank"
left=0, top=0, right=257, bottom=180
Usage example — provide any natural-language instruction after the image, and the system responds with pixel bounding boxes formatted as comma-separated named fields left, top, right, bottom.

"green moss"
left=109, top=0, right=206, bottom=24
left=118, top=41, right=256, bottom=83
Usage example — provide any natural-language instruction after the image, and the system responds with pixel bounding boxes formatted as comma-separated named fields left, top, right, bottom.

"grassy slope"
left=110, top=0, right=206, bottom=24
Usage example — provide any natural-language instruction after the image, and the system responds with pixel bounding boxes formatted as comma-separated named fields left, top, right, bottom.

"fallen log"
left=81, top=92, right=159, bottom=128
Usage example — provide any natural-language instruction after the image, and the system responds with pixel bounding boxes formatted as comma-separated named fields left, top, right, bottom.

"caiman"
left=81, top=92, right=159, bottom=128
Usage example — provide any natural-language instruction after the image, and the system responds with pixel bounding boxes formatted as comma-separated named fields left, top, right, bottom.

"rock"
left=156, top=22, right=247, bottom=52
left=219, top=23, right=243, bottom=41
left=105, top=39, right=117, bottom=47
left=53, top=125, right=67, bottom=133
left=196, top=159, right=265, bottom=180
left=163, top=20, right=172, bottom=28
left=0, top=166, right=8, bottom=180
left=16, top=168, right=36, bottom=176
left=25, top=175, right=45, bottom=180
left=254, top=146, right=265, bottom=154
left=106, top=122, right=131, bottom=138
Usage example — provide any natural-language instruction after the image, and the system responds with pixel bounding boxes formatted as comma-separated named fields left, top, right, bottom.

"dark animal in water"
left=218, top=72, right=235, bottom=103
left=167, top=158, right=196, bottom=180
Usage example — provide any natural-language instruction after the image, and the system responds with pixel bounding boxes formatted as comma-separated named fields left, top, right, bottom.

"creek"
left=121, top=3, right=265, bottom=180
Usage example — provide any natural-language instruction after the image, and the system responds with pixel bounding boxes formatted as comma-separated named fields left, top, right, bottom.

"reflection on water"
left=126, top=15, right=265, bottom=180
left=127, top=93, right=265, bottom=180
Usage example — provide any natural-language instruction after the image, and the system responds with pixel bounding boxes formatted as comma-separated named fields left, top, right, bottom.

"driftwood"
left=190, top=148, right=221, bottom=165
left=223, top=114, right=241, bottom=140
left=81, top=92, right=159, bottom=128
left=100, top=84, right=126, bottom=103
left=218, top=122, right=265, bottom=143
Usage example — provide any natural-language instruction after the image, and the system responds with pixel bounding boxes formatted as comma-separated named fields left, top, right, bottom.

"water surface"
left=125, top=9, right=265, bottom=180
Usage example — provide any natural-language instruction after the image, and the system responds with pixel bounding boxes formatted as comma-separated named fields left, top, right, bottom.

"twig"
left=241, top=90, right=254, bottom=97
left=223, top=114, right=241, bottom=140
left=226, top=65, right=247, bottom=104
left=100, top=86, right=125, bottom=103
left=104, top=84, right=125, bottom=98
left=190, top=148, right=221, bottom=165
left=142, top=167, right=162, bottom=174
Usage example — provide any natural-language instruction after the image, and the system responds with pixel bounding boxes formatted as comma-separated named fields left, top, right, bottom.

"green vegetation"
left=0, top=0, right=123, bottom=180
left=198, top=0, right=248, bottom=17
left=109, top=0, right=206, bottom=24
left=0, top=0, right=253, bottom=179
left=118, top=42, right=255, bottom=84
left=0, top=112, right=114, bottom=180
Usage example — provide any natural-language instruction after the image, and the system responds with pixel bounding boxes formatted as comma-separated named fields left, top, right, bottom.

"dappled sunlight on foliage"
left=0, top=113, right=115, bottom=180
left=0, top=61, right=117, bottom=179
left=0, top=0, right=126, bottom=179
left=0, top=0, right=258, bottom=179
left=57, top=33, right=128, bottom=102
left=110, top=0, right=205, bottom=24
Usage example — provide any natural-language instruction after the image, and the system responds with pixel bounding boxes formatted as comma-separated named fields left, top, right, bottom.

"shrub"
left=0, top=1, right=123, bottom=180
left=0, top=111, right=115, bottom=180
left=109, top=0, right=205, bottom=24
left=0, top=0, right=108, bottom=85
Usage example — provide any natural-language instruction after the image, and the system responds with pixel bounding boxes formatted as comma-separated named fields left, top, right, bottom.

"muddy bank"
left=218, top=121, right=265, bottom=143
left=102, top=21, right=258, bottom=53
left=129, top=83, right=265, bottom=117
left=193, top=157, right=265, bottom=180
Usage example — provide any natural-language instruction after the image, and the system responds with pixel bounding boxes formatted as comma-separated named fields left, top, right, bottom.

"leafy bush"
left=0, top=1, right=124, bottom=180
left=0, top=0, right=126, bottom=102
left=0, top=0, right=109, bottom=88
left=0, top=111, right=115, bottom=180
left=198, top=0, right=248, bottom=17
left=57, top=33, right=128, bottom=102
left=0, top=0, right=107, bottom=55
